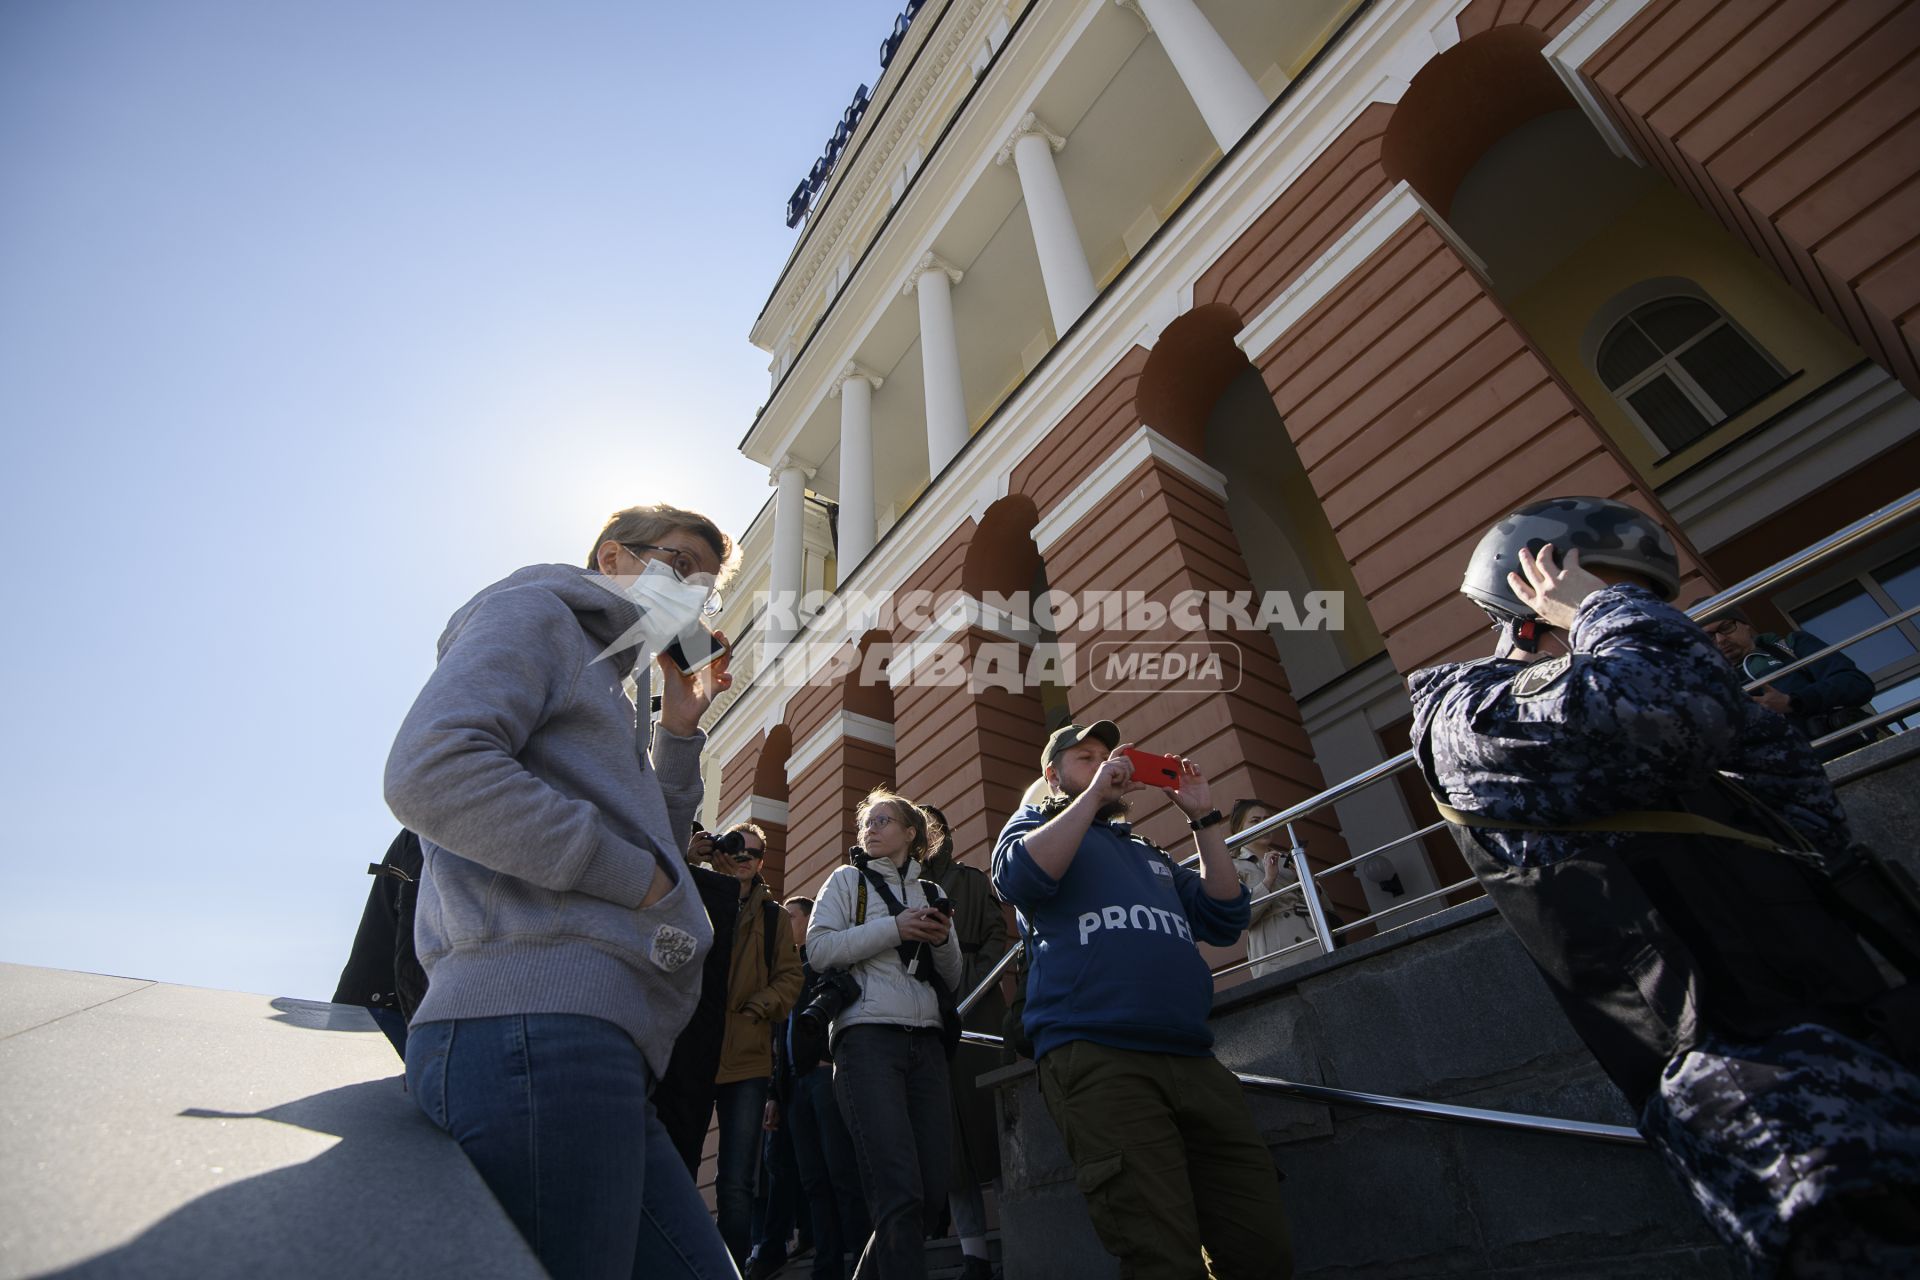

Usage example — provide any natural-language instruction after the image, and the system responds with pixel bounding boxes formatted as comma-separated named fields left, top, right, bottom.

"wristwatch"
left=1188, top=809, right=1226, bottom=832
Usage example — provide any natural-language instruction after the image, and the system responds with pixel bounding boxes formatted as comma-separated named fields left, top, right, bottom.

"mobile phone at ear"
left=1119, top=747, right=1181, bottom=790
left=664, top=625, right=727, bottom=675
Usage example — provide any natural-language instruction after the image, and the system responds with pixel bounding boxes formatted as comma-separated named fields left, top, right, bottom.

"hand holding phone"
left=1119, top=747, right=1182, bottom=790
left=665, top=624, right=728, bottom=675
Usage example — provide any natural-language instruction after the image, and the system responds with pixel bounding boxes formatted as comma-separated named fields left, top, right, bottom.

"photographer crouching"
left=806, top=789, right=964, bottom=1280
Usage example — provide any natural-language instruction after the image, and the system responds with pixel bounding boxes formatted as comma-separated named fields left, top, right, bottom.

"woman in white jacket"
left=806, top=788, right=963, bottom=1280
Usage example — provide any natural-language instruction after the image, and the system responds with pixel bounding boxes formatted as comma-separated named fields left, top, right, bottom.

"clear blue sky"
left=0, top=0, right=906, bottom=998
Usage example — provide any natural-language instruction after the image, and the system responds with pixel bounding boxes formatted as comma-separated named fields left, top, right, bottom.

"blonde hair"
left=856, top=787, right=930, bottom=861
left=588, top=504, right=733, bottom=579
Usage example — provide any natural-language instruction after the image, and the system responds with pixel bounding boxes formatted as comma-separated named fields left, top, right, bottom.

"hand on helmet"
left=1508, top=545, right=1607, bottom=631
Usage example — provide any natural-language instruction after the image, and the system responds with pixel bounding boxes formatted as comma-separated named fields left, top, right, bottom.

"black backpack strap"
left=860, top=865, right=910, bottom=915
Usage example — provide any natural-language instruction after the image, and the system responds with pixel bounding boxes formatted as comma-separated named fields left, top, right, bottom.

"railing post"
left=1289, top=822, right=1336, bottom=954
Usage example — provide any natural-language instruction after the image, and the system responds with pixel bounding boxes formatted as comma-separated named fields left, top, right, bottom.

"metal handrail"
left=1812, top=692, right=1920, bottom=746
left=1735, top=601, right=1920, bottom=691
left=1689, top=489, right=1920, bottom=621
left=955, top=1029, right=1642, bottom=1146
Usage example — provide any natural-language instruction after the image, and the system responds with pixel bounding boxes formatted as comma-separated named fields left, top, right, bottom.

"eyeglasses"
left=1703, top=620, right=1743, bottom=638
left=622, top=543, right=723, bottom=617
left=862, top=813, right=898, bottom=830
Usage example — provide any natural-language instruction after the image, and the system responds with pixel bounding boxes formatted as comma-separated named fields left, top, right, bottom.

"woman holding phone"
left=805, top=788, right=963, bottom=1280
left=384, top=504, right=736, bottom=1280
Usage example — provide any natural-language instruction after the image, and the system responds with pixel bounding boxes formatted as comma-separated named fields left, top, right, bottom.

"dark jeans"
left=833, top=1025, right=952, bottom=1280
left=751, top=1107, right=809, bottom=1264
left=714, top=1077, right=769, bottom=1266
left=405, top=1013, right=734, bottom=1280
left=791, top=1064, right=869, bottom=1280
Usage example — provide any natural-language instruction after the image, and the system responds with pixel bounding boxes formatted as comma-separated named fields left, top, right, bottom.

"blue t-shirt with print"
left=992, top=804, right=1250, bottom=1060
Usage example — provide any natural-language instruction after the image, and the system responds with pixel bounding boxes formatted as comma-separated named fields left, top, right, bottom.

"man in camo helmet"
left=1409, top=496, right=1920, bottom=1276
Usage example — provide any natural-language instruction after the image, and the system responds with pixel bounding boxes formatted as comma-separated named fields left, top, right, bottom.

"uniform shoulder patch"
left=1512, top=654, right=1572, bottom=699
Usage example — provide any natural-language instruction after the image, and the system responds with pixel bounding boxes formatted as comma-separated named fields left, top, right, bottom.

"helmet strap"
left=1492, top=617, right=1541, bottom=660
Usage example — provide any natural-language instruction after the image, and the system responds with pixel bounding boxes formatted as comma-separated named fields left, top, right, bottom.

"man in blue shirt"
left=993, top=720, right=1292, bottom=1279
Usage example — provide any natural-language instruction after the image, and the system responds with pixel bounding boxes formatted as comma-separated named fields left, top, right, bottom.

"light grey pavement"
left=0, top=962, right=545, bottom=1279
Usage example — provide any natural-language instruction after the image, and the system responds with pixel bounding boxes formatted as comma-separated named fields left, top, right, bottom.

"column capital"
left=1115, top=0, right=1151, bottom=32
left=995, top=111, right=1066, bottom=166
left=769, top=456, right=815, bottom=485
left=828, top=362, right=884, bottom=396
left=901, top=251, right=965, bottom=297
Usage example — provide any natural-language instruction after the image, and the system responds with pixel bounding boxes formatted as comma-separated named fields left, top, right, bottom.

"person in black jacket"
left=655, top=839, right=745, bottom=1177
left=1702, top=607, right=1879, bottom=759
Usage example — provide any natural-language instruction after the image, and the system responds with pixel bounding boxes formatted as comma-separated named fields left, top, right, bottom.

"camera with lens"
left=796, top=968, right=862, bottom=1037
left=695, top=826, right=749, bottom=859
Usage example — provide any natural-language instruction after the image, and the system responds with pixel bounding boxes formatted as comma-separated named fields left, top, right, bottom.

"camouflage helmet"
left=1462, top=496, right=1680, bottom=624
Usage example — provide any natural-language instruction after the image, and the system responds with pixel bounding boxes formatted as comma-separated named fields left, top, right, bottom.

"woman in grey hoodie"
left=384, top=505, right=735, bottom=1280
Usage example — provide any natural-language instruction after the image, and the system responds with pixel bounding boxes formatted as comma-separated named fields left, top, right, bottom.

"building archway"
left=1138, top=306, right=1446, bottom=924
left=1382, top=23, right=1905, bottom=582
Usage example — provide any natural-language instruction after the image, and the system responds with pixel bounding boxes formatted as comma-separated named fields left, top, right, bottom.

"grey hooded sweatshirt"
left=384, top=563, right=714, bottom=1076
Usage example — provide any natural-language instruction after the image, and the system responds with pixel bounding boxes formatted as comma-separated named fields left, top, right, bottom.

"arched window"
left=1593, top=292, right=1783, bottom=453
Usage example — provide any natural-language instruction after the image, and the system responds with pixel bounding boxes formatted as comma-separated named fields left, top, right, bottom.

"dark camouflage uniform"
left=1409, top=584, right=1850, bottom=869
left=1410, top=585, right=1920, bottom=1278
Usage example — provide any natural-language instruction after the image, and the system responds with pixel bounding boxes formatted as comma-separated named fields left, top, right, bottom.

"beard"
left=1054, top=780, right=1129, bottom=824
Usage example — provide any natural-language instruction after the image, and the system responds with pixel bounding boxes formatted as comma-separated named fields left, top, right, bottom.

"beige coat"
left=1235, top=852, right=1332, bottom=977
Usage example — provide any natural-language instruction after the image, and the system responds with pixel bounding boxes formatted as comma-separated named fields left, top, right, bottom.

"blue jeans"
left=406, top=1014, right=735, bottom=1280
left=714, top=1077, right=769, bottom=1265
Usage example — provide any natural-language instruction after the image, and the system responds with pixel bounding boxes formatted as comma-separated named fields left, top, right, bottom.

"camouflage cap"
left=1462, top=496, right=1680, bottom=622
left=1042, top=720, right=1120, bottom=772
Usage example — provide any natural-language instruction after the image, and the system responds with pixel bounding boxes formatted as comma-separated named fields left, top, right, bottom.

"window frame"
left=1773, top=528, right=1920, bottom=728
left=1582, top=278, right=1788, bottom=459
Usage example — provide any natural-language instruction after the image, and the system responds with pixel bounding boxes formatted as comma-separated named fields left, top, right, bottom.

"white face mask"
left=623, top=559, right=714, bottom=655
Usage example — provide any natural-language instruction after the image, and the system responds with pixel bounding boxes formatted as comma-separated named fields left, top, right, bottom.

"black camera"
left=698, top=827, right=750, bottom=859
left=796, top=969, right=862, bottom=1037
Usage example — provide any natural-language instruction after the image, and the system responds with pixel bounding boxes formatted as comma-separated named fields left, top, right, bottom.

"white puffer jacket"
left=806, top=857, right=963, bottom=1045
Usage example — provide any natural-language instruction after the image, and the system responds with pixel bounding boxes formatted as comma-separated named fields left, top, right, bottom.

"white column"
left=996, top=113, right=1096, bottom=335
left=1124, top=0, right=1267, bottom=150
left=768, top=458, right=810, bottom=647
left=831, top=363, right=883, bottom=571
left=905, top=252, right=969, bottom=477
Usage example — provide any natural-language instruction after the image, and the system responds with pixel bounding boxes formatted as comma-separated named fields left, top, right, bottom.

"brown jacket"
left=715, top=877, right=805, bottom=1085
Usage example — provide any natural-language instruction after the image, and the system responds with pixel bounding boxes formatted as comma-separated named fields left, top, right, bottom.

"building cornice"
left=752, top=0, right=1004, bottom=351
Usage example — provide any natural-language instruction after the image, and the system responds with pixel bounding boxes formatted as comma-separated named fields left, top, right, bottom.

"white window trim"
left=1586, top=279, right=1785, bottom=456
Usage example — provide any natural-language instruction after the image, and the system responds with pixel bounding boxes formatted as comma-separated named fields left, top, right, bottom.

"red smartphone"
left=1120, top=747, right=1182, bottom=790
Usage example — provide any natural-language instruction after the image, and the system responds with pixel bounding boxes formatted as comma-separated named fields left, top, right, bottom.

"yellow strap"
left=1430, top=799, right=1787, bottom=853
left=856, top=875, right=867, bottom=926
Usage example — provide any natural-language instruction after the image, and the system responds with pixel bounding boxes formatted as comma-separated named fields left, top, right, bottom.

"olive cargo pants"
left=1038, top=1041, right=1292, bottom=1279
